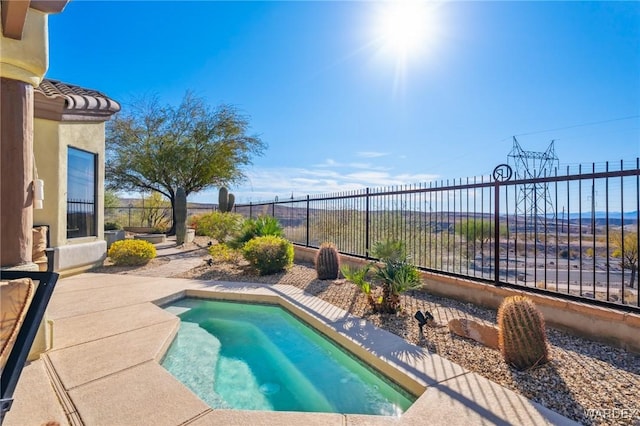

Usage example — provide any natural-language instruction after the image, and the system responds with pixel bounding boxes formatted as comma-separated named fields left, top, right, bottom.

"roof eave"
left=1, top=0, right=70, bottom=40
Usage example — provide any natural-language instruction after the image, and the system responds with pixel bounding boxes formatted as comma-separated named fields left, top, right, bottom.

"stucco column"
left=0, top=77, right=36, bottom=269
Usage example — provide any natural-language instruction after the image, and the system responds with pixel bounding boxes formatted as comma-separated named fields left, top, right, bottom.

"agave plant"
left=342, top=239, right=422, bottom=314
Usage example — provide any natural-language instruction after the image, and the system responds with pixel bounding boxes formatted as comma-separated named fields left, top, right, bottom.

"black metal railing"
left=67, top=199, right=95, bottom=238
left=235, top=159, right=640, bottom=312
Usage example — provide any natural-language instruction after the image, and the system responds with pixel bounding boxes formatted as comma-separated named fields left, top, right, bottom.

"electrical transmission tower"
left=508, top=137, right=559, bottom=222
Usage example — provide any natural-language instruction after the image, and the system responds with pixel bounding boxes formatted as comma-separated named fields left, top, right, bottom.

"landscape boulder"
left=448, top=318, right=499, bottom=350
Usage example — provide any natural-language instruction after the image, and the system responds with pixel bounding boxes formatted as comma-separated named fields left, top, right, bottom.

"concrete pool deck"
left=5, top=272, right=577, bottom=426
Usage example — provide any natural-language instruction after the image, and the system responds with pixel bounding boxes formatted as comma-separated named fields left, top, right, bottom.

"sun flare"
left=373, top=0, right=440, bottom=64
left=378, top=1, right=429, bottom=55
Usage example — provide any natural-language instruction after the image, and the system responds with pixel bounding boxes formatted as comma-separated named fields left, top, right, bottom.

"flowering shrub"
left=242, top=236, right=293, bottom=275
left=108, top=239, right=156, bottom=266
left=208, top=243, right=243, bottom=264
left=191, top=212, right=243, bottom=241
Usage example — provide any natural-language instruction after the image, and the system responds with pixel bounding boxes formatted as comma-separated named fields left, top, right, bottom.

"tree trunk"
left=167, top=196, right=177, bottom=236
left=630, top=267, right=636, bottom=289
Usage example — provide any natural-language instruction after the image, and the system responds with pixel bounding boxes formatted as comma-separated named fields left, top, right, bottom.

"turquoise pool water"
left=161, top=299, right=415, bottom=415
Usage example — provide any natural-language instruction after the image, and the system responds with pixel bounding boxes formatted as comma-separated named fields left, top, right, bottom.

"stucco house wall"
left=32, top=79, right=119, bottom=275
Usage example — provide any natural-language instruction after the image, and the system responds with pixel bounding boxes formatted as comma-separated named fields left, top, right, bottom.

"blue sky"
left=47, top=1, right=640, bottom=204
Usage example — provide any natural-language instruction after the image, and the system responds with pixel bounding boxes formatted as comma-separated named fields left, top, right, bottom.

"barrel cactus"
left=315, top=242, right=340, bottom=280
left=218, top=186, right=235, bottom=213
left=497, top=296, right=549, bottom=370
left=175, top=187, right=187, bottom=244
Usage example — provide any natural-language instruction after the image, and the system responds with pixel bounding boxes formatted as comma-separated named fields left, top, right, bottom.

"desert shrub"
left=193, top=212, right=244, bottom=242
left=189, top=214, right=204, bottom=235
left=559, top=248, right=577, bottom=259
left=230, top=215, right=284, bottom=249
left=623, top=289, right=638, bottom=305
left=104, top=222, right=122, bottom=231
left=108, top=239, right=156, bottom=266
left=208, top=243, right=243, bottom=264
left=242, top=236, right=293, bottom=275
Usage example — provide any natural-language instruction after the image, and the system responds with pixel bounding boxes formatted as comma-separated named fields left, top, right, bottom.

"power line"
left=512, top=114, right=640, bottom=138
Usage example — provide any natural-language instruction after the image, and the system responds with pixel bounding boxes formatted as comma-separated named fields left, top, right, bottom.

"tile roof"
left=34, top=79, right=120, bottom=122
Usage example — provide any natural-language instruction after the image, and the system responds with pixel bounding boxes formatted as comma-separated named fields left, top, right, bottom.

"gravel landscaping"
left=95, top=239, right=640, bottom=426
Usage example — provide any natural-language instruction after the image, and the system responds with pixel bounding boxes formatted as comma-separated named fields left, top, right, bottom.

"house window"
left=67, top=147, right=97, bottom=238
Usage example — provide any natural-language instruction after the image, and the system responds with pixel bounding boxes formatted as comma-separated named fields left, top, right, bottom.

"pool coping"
left=5, top=274, right=578, bottom=425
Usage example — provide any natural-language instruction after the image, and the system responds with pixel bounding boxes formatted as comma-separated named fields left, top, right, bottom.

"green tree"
left=140, top=192, right=171, bottom=230
left=104, top=189, right=120, bottom=209
left=454, top=218, right=492, bottom=251
left=611, top=231, right=638, bottom=289
left=106, top=92, right=265, bottom=234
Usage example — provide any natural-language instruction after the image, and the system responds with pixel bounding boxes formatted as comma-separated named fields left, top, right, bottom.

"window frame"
left=66, top=146, right=98, bottom=239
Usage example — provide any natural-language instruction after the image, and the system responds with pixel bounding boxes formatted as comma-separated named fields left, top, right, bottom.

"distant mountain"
left=562, top=211, right=638, bottom=220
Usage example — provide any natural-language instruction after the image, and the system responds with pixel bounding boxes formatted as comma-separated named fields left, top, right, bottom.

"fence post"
left=249, top=202, right=253, bottom=219
left=494, top=182, right=500, bottom=285
left=365, top=188, right=370, bottom=259
left=306, top=195, right=310, bottom=247
left=492, top=164, right=512, bottom=286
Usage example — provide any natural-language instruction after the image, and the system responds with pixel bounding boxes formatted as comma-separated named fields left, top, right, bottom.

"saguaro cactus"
left=315, top=242, right=340, bottom=280
left=218, top=186, right=235, bottom=213
left=175, top=187, right=187, bottom=245
left=497, top=295, right=549, bottom=370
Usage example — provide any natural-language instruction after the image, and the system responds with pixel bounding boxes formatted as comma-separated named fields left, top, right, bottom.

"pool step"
left=161, top=321, right=230, bottom=409
left=201, top=318, right=335, bottom=412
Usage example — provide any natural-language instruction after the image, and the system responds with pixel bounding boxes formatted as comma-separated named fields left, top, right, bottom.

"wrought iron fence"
left=235, top=159, right=640, bottom=312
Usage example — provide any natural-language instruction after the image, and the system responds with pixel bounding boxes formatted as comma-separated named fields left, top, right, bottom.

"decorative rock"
left=448, top=318, right=499, bottom=350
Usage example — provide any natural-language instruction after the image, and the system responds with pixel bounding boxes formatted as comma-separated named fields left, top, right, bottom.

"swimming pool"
left=162, top=298, right=416, bottom=415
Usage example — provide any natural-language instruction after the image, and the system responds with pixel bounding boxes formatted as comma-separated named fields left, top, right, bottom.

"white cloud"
left=357, top=151, right=389, bottom=158
left=187, top=148, right=440, bottom=204
left=189, top=164, right=440, bottom=204
left=312, top=159, right=338, bottom=168
left=312, top=158, right=390, bottom=171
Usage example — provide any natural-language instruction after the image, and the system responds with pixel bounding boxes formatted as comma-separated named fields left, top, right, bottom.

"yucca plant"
left=497, top=296, right=549, bottom=371
left=372, top=240, right=421, bottom=313
left=375, top=259, right=422, bottom=313
left=371, top=239, right=407, bottom=262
